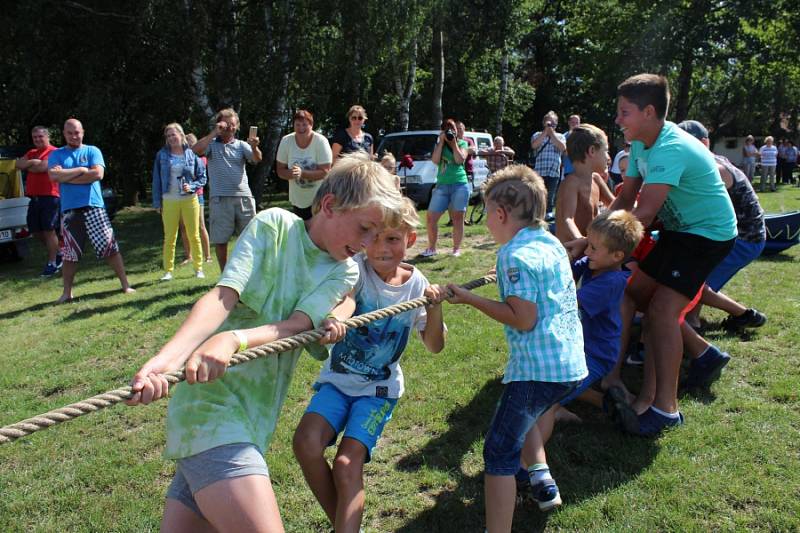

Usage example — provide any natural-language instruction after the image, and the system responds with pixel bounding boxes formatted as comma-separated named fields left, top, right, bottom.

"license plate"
left=0, top=229, right=12, bottom=242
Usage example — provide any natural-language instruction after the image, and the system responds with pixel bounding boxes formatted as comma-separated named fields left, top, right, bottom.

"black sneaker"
left=40, top=263, right=59, bottom=277
left=530, top=478, right=562, bottom=511
left=721, top=308, right=766, bottom=329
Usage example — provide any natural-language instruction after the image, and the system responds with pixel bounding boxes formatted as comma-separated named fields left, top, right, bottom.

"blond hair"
left=164, top=123, right=187, bottom=145
left=587, top=209, right=643, bottom=256
left=380, top=152, right=397, bottom=174
left=390, top=196, right=420, bottom=231
left=312, top=152, right=405, bottom=228
left=567, top=124, right=607, bottom=162
left=347, top=105, right=368, bottom=121
left=483, top=164, right=547, bottom=228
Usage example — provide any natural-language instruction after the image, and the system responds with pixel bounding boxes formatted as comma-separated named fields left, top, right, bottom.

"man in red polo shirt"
left=16, top=126, right=60, bottom=276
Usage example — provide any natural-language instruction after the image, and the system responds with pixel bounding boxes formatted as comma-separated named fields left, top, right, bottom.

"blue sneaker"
left=530, top=478, right=562, bottom=511
left=686, top=345, right=730, bottom=390
left=40, top=262, right=59, bottom=277
left=629, top=407, right=684, bottom=437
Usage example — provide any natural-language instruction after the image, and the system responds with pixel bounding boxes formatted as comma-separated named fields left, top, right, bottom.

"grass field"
left=1, top=186, right=799, bottom=532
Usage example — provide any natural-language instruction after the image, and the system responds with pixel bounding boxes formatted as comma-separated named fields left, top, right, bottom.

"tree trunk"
left=674, top=48, right=694, bottom=123
left=213, top=0, right=242, bottom=111
left=182, top=0, right=214, bottom=121
left=431, top=25, right=444, bottom=128
left=495, top=48, right=509, bottom=135
left=251, top=0, right=293, bottom=204
left=396, top=37, right=417, bottom=132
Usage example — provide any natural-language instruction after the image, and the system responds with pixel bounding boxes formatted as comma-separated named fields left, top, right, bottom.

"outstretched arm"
left=446, top=286, right=537, bottom=331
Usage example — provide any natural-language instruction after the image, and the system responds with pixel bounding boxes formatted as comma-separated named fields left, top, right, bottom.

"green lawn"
left=1, top=187, right=799, bottom=532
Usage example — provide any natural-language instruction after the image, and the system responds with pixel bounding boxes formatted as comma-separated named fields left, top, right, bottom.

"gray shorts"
left=209, top=196, right=256, bottom=244
left=165, top=442, right=269, bottom=518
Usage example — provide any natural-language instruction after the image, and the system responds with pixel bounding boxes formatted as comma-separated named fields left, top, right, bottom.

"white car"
left=0, top=156, right=31, bottom=260
left=377, top=130, right=493, bottom=208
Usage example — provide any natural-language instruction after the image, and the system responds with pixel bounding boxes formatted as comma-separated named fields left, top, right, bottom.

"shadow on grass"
left=395, top=378, right=659, bottom=532
left=61, top=283, right=209, bottom=322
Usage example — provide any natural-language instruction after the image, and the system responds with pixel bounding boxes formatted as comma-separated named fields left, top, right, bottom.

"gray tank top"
left=715, top=155, right=766, bottom=243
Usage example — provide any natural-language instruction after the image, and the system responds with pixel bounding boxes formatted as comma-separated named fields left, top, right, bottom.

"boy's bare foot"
left=55, top=293, right=73, bottom=304
left=122, top=287, right=136, bottom=295
left=555, top=407, right=582, bottom=424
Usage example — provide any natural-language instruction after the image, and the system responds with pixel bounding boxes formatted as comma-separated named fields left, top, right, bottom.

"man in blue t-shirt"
left=606, top=74, right=737, bottom=436
left=48, top=119, right=135, bottom=303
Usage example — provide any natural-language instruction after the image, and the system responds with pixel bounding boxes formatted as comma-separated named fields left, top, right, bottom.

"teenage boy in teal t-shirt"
left=607, top=73, right=736, bottom=436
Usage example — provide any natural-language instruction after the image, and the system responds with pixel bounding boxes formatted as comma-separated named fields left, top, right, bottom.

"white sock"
left=528, top=463, right=552, bottom=484
left=650, top=405, right=680, bottom=419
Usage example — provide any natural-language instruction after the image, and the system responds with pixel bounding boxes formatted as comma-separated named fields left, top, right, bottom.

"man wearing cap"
left=677, top=120, right=767, bottom=331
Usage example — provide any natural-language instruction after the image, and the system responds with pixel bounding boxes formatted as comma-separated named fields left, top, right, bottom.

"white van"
left=377, top=130, right=493, bottom=208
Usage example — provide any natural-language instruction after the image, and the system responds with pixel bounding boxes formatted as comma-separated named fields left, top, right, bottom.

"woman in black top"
left=331, top=105, right=374, bottom=161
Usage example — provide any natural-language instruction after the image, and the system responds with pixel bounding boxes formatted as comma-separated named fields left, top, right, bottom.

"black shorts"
left=639, top=230, right=735, bottom=299
left=27, top=196, right=60, bottom=232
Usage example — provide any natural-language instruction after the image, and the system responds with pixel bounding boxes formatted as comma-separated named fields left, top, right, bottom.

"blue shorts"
left=705, top=238, right=765, bottom=291
left=559, top=358, right=612, bottom=406
left=165, top=442, right=269, bottom=518
left=483, top=380, right=579, bottom=476
left=306, top=383, right=397, bottom=462
left=26, top=196, right=60, bottom=232
left=428, top=183, right=470, bottom=213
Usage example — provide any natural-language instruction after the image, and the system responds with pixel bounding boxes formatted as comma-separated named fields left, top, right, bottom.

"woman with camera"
left=421, top=118, right=469, bottom=257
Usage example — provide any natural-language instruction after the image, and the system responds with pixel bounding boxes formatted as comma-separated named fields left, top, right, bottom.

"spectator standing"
left=530, top=111, right=567, bottom=218
left=784, top=140, right=797, bottom=185
left=192, top=108, right=262, bottom=272
left=276, top=110, right=333, bottom=221
left=16, top=126, right=60, bottom=276
left=758, top=136, right=778, bottom=192
left=47, top=119, right=135, bottom=303
left=181, top=133, right=212, bottom=265
left=330, top=105, right=374, bottom=161
left=741, top=135, right=758, bottom=182
left=152, top=123, right=207, bottom=281
left=481, top=136, right=516, bottom=159
left=609, top=141, right=631, bottom=187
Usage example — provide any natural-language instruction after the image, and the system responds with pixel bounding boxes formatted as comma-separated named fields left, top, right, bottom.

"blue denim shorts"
left=428, top=183, right=470, bottom=213
left=306, top=383, right=397, bottom=462
left=165, top=442, right=269, bottom=518
left=483, top=380, right=579, bottom=476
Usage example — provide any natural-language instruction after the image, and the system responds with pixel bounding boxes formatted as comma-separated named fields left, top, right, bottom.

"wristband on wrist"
left=231, top=330, right=248, bottom=353
left=325, top=312, right=337, bottom=321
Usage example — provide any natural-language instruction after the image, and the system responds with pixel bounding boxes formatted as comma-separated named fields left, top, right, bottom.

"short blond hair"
left=312, top=152, right=405, bottom=228
left=347, top=105, right=368, bottom=121
left=164, top=123, right=187, bottom=145
left=390, top=196, right=420, bottom=231
left=483, top=164, right=547, bottom=228
left=587, top=209, right=643, bottom=256
left=380, top=152, right=396, bottom=173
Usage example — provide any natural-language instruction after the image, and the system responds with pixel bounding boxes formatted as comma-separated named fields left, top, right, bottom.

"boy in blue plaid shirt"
left=447, top=165, right=586, bottom=531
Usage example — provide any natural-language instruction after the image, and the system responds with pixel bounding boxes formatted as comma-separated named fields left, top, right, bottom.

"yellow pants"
left=162, top=195, right=202, bottom=272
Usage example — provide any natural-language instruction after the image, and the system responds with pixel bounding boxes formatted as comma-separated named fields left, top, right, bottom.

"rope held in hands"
left=0, top=274, right=496, bottom=446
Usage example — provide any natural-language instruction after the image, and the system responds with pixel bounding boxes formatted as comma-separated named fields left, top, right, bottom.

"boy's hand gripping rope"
left=0, top=274, right=496, bottom=445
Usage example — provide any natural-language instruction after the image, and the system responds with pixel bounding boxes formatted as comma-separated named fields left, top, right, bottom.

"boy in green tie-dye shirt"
left=128, top=154, right=405, bottom=532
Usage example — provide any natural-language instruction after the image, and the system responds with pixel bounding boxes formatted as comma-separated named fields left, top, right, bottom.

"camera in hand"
left=546, top=122, right=555, bottom=128
left=445, top=129, right=456, bottom=141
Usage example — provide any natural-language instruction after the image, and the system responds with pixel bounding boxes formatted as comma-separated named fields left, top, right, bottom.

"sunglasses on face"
left=350, top=116, right=365, bottom=121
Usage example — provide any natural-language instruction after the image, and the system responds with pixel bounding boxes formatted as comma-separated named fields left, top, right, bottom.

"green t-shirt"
left=626, top=121, right=736, bottom=241
left=164, top=208, right=359, bottom=459
left=436, top=139, right=469, bottom=185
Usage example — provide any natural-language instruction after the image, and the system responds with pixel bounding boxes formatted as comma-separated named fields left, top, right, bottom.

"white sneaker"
left=160, top=272, right=173, bottom=281
left=195, top=271, right=206, bottom=279
left=420, top=248, right=437, bottom=257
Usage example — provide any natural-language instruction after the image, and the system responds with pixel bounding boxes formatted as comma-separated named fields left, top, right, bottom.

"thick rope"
left=0, top=274, right=496, bottom=445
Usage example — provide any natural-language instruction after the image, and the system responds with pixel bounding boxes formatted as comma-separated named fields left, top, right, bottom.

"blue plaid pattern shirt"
left=531, top=131, right=566, bottom=178
left=496, top=227, right=587, bottom=383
